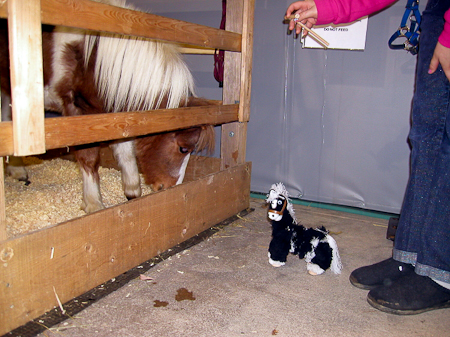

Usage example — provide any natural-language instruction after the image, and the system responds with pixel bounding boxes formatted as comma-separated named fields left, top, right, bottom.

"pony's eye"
left=179, top=147, right=189, bottom=154
left=277, top=200, right=282, bottom=205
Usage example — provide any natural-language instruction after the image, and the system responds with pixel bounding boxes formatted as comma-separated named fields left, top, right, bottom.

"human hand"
left=429, top=42, right=450, bottom=82
left=286, top=0, right=318, bottom=35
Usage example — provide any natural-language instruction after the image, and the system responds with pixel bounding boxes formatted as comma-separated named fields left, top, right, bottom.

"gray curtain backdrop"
left=131, top=0, right=419, bottom=214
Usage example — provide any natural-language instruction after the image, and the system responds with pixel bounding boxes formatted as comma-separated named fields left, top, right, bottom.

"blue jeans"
left=393, top=0, right=450, bottom=283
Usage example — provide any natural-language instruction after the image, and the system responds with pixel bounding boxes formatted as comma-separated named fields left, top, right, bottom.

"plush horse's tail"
left=196, top=125, right=215, bottom=155
left=326, top=234, right=343, bottom=274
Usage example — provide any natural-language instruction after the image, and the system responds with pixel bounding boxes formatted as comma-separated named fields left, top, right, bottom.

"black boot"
left=349, top=258, right=415, bottom=290
left=367, top=272, right=450, bottom=315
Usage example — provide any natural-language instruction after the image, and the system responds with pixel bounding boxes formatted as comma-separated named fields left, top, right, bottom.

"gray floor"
left=37, top=198, right=449, bottom=337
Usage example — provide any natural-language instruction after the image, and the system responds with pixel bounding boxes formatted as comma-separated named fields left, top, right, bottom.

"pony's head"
left=135, top=125, right=214, bottom=191
left=266, top=182, right=297, bottom=222
left=135, top=96, right=216, bottom=192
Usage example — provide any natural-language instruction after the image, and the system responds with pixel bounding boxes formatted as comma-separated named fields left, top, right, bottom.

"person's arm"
left=314, top=0, right=397, bottom=25
left=286, top=0, right=397, bottom=34
left=429, top=9, right=450, bottom=81
left=438, top=8, right=450, bottom=48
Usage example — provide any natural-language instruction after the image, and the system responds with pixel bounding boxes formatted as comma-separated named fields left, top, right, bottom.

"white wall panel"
left=130, top=0, right=418, bottom=213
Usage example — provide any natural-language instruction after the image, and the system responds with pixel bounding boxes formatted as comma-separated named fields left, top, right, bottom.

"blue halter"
left=388, top=0, right=421, bottom=55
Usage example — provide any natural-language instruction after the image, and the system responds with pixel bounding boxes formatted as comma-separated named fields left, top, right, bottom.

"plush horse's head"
left=267, top=190, right=287, bottom=222
left=266, top=182, right=297, bottom=223
left=135, top=125, right=214, bottom=191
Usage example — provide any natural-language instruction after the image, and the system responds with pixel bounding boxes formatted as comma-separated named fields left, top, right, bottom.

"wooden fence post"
left=8, top=0, right=46, bottom=156
left=221, top=0, right=254, bottom=169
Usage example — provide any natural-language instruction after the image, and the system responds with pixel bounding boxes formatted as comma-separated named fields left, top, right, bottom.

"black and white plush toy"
left=266, top=182, right=342, bottom=275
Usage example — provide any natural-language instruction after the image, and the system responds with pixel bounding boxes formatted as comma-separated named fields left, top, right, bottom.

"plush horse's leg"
left=75, top=146, right=104, bottom=213
left=268, top=236, right=289, bottom=267
left=110, top=140, right=141, bottom=200
left=306, top=241, right=332, bottom=276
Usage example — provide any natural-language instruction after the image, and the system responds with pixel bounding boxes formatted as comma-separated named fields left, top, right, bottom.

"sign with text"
left=302, top=17, right=368, bottom=50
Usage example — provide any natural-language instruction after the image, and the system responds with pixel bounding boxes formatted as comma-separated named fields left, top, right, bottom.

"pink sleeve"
left=314, top=0, right=397, bottom=25
left=438, top=9, right=450, bottom=48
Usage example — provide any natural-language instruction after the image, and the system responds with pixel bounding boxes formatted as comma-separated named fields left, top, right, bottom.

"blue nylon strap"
left=388, top=0, right=421, bottom=55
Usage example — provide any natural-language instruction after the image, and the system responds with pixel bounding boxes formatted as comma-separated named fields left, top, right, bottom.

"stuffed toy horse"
left=266, top=182, right=342, bottom=275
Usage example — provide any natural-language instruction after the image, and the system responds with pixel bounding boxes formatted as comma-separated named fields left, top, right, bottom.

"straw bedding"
left=4, top=157, right=152, bottom=238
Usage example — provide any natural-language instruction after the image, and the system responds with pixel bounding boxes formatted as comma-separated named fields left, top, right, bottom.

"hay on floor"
left=4, top=157, right=153, bottom=238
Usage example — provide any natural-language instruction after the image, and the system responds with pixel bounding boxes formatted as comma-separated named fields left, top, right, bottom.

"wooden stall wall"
left=0, top=0, right=254, bottom=334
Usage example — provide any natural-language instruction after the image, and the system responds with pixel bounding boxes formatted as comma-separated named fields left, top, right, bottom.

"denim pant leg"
left=393, top=0, right=450, bottom=283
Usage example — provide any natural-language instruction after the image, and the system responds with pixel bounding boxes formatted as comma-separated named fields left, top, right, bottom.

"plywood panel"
left=0, top=163, right=251, bottom=335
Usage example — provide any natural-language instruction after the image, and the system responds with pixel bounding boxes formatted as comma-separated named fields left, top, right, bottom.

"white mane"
left=83, top=0, right=195, bottom=112
left=266, top=182, right=297, bottom=223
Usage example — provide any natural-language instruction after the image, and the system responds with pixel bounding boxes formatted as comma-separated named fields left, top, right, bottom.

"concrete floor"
left=35, top=198, right=449, bottom=337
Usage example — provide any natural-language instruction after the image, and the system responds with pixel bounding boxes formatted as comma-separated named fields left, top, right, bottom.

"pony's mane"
left=195, top=125, right=215, bottom=154
left=84, top=0, right=195, bottom=113
left=266, top=182, right=297, bottom=223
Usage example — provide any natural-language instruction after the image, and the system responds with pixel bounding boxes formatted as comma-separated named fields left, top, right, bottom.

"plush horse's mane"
left=266, top=182, right=297, bottom=223
left=84, top=0, right=195, bottom=113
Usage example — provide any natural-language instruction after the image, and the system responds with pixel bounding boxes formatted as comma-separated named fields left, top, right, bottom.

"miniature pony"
left=266, top=183, right=342, bottom=275
left=0, top=0, right=215, bottom=213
